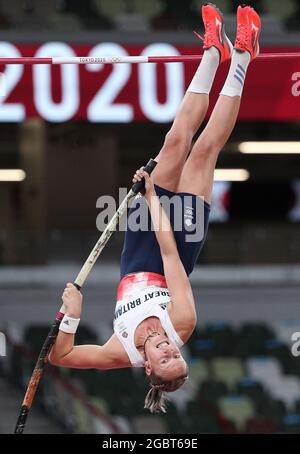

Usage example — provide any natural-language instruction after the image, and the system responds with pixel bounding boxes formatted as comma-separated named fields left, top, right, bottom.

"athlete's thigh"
left=176, top=148, right=219, bottom=204
left=151, top=147, right=189, bottom=192
left=151, top=127, right=192, bottom=192
left=151, top=93, right=206, bottom=191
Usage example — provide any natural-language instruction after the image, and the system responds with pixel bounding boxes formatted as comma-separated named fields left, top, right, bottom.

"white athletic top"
left=113, top=285, right=184, bottom=367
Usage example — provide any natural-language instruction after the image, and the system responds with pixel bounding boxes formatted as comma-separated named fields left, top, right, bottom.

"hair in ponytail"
left=144, top=386, right=167, bottom=414
left=144, top=372, right=188, bottom=414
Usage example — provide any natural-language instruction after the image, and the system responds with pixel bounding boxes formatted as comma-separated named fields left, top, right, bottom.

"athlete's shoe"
left=194, top=3, right=233, bottom=64
left=234, top=5, right=261, bottom=61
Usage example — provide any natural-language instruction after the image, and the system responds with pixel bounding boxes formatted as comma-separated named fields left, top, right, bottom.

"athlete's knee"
left=191, top=135, right=219, bottom=160
left=163, top=128, right=186, bottom=150
left=155, top=128, right=193, bottom=171
left=163, top=124, right=194, bottom=151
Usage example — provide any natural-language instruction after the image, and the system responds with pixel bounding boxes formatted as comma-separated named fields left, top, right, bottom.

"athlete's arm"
left=49, top=336, right=129, bottom=370
left=49, top=284, right=130, bottom=369
left=133, top=170, right=197, bottom=336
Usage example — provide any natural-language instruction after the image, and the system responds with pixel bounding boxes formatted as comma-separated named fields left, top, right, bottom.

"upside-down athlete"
left=50, top=4, right=261, bottom=413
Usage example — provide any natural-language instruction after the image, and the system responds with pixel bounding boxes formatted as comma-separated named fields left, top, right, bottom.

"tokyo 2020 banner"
left=0, top=42, right=299, bottom=123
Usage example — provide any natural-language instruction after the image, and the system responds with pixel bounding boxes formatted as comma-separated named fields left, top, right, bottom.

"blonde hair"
left=144, top=373, right=188, bottom=413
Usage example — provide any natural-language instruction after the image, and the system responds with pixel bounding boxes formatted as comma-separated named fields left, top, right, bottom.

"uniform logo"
left=184, top=205, right=194, bottom=227
left=122, top=331, right=128, bottom=338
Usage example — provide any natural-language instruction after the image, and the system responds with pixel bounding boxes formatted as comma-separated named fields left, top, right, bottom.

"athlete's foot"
left=234, top=5, right=261, bottom=61
left=194, top=2, right=233, bottom=64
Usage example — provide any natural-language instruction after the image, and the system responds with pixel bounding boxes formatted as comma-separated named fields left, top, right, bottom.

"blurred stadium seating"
left=1, top=318, right=300, bottom=434
left=0, top=1, right=299, bottom=32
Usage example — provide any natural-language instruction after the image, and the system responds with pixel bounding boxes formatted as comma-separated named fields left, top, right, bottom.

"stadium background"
left=0, top=0, right=300, bottom=434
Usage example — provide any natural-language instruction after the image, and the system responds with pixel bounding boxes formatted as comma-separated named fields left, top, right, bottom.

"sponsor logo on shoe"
left=251, top=22, right=260, bottom=51
left=216, top=17, right=224, bottom=46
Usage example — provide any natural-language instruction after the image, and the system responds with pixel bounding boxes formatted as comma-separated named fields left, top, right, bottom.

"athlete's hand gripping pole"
left=14, top=158, right=157, bottom=434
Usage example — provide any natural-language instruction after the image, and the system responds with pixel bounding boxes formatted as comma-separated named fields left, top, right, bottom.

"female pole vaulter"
left=49, top=4, right=261, bottom=413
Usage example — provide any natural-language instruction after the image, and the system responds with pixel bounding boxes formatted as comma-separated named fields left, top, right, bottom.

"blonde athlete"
left=50, top=4, right=261, bottom=413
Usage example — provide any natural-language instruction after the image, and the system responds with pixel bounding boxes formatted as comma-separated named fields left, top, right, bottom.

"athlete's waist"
left=117, top=271, right=167, bottom=301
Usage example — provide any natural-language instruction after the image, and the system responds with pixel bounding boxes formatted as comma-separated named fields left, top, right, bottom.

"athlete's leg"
left=177, top=6, right=261, bottom=203
left=151, top=4, right=232, bottom=192
left=151, top=93, right=208, bottom=192
left=177, top=91, right=242, bottom=202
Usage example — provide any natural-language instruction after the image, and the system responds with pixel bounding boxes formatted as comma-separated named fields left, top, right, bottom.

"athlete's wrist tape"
left=59, top=314, right=80, bottom=334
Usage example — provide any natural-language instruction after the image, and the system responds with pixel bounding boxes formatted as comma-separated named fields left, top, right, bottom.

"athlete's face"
left=144, top=334, right=187, bottom=378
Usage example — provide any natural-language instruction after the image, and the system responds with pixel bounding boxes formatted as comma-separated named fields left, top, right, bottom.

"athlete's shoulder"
left=167, top=302, right=197, bottom=344
left=100, top=334, right=132, bottom=369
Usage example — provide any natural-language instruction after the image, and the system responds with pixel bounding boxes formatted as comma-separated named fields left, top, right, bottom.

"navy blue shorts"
left=120, top=184, right=210, bottom=279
